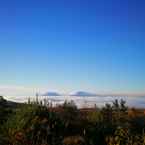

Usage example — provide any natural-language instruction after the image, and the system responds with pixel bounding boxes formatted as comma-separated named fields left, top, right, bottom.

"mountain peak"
left=70, top=91, right=97, bottom=97
left=42, top=91, right=61, bottom=96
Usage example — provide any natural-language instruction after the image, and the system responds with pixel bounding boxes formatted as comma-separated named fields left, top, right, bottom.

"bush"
left=63, top=136, right=85, bottom=145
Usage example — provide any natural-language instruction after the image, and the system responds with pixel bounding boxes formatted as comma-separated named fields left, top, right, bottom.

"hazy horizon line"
left=0, top=85, right=145, bottom=97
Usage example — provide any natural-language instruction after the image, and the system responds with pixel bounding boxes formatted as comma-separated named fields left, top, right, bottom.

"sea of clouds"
left=5, top=95, right=145, bottom=108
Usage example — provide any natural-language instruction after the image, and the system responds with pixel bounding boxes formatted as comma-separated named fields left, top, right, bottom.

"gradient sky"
left=0, top=0, right=145, bottom=96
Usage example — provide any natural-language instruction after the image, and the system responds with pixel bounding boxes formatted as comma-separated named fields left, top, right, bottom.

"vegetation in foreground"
left=1, top=96, right=145, bottom=145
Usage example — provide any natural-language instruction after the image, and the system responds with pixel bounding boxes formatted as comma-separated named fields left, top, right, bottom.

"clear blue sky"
left=0, top=0, right=145, bottom=96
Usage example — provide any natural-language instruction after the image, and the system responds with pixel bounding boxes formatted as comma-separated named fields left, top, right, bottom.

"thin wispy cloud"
left=0, top=85, right=36, bottom=96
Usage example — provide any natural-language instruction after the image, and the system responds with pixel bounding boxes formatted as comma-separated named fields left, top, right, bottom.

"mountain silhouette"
left=70, top=91, right=97, bottom=97
left=42, top=92, right=61, bottom=96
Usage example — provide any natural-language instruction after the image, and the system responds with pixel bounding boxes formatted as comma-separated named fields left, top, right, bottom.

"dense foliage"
left=1, top=96, right=145, bottom=145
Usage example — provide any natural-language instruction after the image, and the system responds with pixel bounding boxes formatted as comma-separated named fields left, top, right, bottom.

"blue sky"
left=0, top=0, right=145, bottom=96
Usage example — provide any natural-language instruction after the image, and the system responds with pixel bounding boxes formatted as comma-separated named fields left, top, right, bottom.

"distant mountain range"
left=70, top=91, right=97, bottom=96
left=42, top=92, right=61, bottom=96
left=42, top=91, right=97, bottom=97
left=42, top=91, right=142, bottom=97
